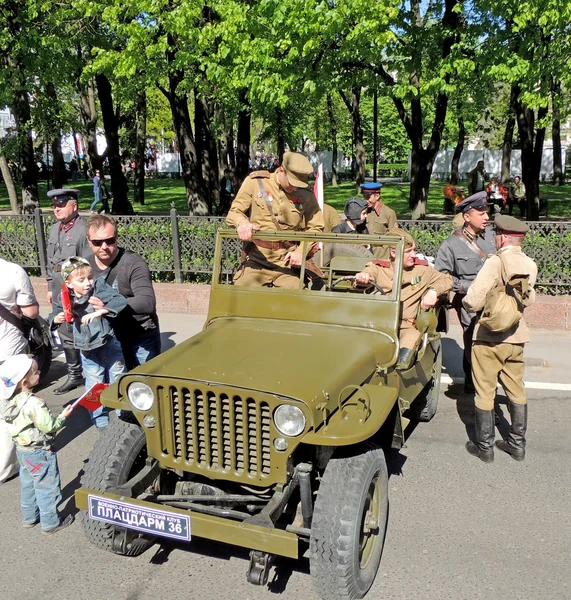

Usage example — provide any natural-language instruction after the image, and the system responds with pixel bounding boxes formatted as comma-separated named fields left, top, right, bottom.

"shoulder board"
left=414, top=258, right=428, bottom=266
left=249, top=170, right=270, bottom=179
left=372, top=260, right=391, bottom=267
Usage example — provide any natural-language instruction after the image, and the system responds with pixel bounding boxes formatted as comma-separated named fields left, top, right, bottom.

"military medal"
left=411, top=274, right=423, bottom=288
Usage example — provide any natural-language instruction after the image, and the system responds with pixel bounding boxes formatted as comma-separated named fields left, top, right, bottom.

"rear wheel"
left=79, top=415, right=154, bottom=556
left=310, top=443, right=389, bottom=600
left=24, top=316, right=52, bottom=382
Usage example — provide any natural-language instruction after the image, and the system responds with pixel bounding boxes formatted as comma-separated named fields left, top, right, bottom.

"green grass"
left=1, top=175, right=570, bottom=217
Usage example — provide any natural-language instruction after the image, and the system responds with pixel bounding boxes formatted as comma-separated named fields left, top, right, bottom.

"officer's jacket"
left=364, top=202, right=397, bottom=259
left=463, top=246, right=537, bottom=344
left=46, top=217, right=92, bottom=291
left=226, top=171, right=324, bottom=266
left=434, top=227, right=496, bottom=294
left=363, top=259, right=452, bottom=323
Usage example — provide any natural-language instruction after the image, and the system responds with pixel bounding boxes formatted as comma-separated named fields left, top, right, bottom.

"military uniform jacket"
left=226, top=171, right=324, bottom=266
left=364, top=202, right=397, bottom=259
left=434, top=227, right=496, bottom=295
left=46, top=217, right=92, bottom=291
left=463, top=246, right=537, bottom=344
left=363, top=260, right=452, bottom=322
left=323, top=203, right=341, bottom=233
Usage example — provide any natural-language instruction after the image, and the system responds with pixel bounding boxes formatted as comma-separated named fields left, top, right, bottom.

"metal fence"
left=0, top=209, right=569, bottom=294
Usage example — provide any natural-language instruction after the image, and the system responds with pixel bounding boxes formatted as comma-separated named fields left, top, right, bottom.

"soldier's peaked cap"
left=360, top=182, right=382, bottom=194
left=456, top=191, right=488, bottom=213
left=495, top=215, right=529, bottom=236
left=47, top=188, right=81, bottom=201
left=387, top=227, right=415, bottom=248
left=282, top=152, right=313, bottom=188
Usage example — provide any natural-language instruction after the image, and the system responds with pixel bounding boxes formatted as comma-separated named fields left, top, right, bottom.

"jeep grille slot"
left=169, top=386, right=271, bottom=478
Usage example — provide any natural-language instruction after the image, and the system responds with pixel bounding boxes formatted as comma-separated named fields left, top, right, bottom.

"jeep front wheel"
left=310, top=443, right=389, bottom=600
left=79, top=415, right=154, bottom=556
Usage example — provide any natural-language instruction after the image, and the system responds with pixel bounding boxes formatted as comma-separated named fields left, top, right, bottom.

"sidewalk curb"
left=30, top=277, right=571, bottom=330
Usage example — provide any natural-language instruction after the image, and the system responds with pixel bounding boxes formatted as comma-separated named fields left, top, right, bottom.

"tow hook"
left=246, top=550, right=276, bottom=586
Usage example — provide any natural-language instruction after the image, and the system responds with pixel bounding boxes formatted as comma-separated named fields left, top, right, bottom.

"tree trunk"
left=158, top=60, right=207, bottom=215
left=195, top=91, right=218, bottom=213
left=12, top=87, right=39, bottom=210
left=276, top=108, right=285, bottom=163
left=515, top=92, right=547, bottom=221
left=0, top=154, right=19, bottom=212
left=235, top=89, right=251, bottom=186
left=551, top=79, right=563, bottom=185
left=227, top=123, right=236, bottom=170
left=327, top=93, right=338, bottom=186
left=450, top=116, right=465, bottom=185
left=79, top=76, right=102, bottom=174
left=409, top=147, right=433, bottom=219
left=44, top=82, right=66, bottom=189
left=134, top=89, right=146, bottom=205
left=340, top=87, right=365, bottom=188
left=96, top=73, right=130, bottom=214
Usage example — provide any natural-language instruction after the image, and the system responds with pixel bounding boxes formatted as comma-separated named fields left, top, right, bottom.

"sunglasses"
left=89, top=236, right=117, bottom=247
left=52, top=198, right=72, bottom=207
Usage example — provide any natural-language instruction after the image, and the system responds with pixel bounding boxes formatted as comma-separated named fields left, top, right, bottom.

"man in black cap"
left=463, top=215, right=537, bottom=462
left=332, top=197, right=369, bottom=234
left=46, top=188, right=92, bottom=394
left=226, top=151, right=324, bottom=288
left=434, top=191, right=496, bottom=392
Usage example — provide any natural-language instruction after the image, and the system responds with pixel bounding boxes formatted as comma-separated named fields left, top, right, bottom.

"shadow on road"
left=160, top=331, right=177, bottom=353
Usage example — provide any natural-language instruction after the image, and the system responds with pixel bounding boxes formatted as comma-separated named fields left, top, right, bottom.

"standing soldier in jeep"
left=226, top=152, right=324, bottom=288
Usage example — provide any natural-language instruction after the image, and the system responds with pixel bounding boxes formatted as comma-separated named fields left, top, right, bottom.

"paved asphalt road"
left=0, top=317, right=569, bottom=600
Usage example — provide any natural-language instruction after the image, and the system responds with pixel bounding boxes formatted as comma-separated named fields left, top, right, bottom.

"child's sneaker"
left=22, top=520, right=38, bottom=528
left=42, top=514, right=74, bottom=535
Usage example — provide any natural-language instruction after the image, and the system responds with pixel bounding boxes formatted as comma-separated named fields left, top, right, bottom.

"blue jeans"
left=17, top=447, right=62, bottom=532
left=90, top=189, right=101, bottom=211
left=81, top=337, right=126, bottom=429
left=121, top=328, right=162, bottom=370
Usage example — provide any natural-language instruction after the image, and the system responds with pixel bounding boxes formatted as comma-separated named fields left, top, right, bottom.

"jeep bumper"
left=75, top=487, right=299, bottom=558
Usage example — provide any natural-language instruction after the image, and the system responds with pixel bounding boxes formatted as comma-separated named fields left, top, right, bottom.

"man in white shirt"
left=0, top=235, right=39, bottom=482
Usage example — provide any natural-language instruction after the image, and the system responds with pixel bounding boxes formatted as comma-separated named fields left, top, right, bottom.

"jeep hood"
left=134, top=317, right=396, bottom=404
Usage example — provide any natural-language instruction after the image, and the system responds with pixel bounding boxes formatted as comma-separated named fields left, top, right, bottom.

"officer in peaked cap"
left=463, top=212, right=536, bottom=463
left=435, top=189, right=496, bottom=393
left=47, top=188, right=81, bottom=205
left=226, top=151, right=324, bottom=288
left=360, top=181, right=397, bottom=259
left=494, top=214, right=530, bottom=235
left=45, top=187, right=91, bottom=395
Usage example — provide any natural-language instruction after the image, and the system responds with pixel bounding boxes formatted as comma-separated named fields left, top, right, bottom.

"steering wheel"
left=328, top=275, right=386, bottom=295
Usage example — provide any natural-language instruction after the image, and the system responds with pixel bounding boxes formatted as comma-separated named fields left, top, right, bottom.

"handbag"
left=478, top=254, right=530, bottom=332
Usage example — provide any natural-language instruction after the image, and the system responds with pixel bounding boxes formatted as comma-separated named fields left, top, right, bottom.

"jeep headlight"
left=127, top=382, right=154, bottom=411
left=274, top=405, right=306, bottom=437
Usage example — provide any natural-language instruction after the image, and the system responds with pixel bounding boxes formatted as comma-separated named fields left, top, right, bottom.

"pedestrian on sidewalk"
left=463, top=215, right=537, bottom=463
left=90, top=170, right=102, bottom=213
left=0, top=354, right=75, bottom=534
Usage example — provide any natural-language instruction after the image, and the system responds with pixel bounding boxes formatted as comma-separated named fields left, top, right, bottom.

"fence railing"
left=0, top=209, right=569, bottom=294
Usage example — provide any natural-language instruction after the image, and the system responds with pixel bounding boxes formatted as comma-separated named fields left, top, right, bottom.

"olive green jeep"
left=75, top=230, right=443, bottom=600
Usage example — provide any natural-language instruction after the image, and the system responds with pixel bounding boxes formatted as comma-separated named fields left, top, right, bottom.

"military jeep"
left=75, top=230, right=443, bottom=600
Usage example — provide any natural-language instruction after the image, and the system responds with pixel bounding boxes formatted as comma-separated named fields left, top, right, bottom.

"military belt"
left=253, top=239, right=294, bottom=251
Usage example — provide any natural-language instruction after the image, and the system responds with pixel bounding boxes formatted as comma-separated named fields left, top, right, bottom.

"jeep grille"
left=170, top=386, right=272, bottom=478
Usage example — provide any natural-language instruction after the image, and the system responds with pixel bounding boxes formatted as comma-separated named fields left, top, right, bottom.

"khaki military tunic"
left=363, top=260, right=452, bottom=349
left=226, top=172, right=324, bottom=288
left=323, top=203, right=341, bottom=233
left=463, top=246, right=537, bottom=410
left=365, top=202, right=398, bottom=259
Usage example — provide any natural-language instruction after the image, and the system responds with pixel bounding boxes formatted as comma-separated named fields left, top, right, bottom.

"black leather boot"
left=54, top=347, right=84, bottom=395
left=397, top=348, right=414, bottom=370
left=496, top=402, right=527, bottom=461
left=466, top=407, right=495, bottom=463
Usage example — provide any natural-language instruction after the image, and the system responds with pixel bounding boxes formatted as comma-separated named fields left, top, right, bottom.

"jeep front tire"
left=310, top=443, right=389, bottom=600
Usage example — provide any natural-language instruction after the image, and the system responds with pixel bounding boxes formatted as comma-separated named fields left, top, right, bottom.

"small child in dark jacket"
left=50, top=256, right=127, bottom=429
